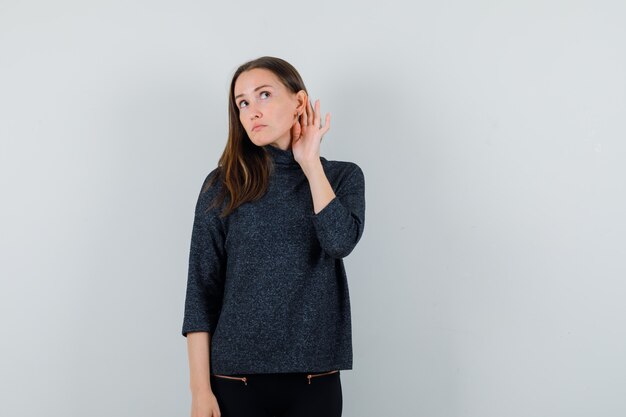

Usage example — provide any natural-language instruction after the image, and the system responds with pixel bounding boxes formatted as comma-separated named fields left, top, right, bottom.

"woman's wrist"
left=191, top=382, right=213, bottom=395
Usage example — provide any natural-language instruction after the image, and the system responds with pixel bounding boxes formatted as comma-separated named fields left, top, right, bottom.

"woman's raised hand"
left=291, top=98, right=330, bottom=167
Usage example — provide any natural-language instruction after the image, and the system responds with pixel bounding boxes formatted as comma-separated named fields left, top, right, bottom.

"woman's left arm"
left=293, top=98, right=365, bottom=258
left=303, top=160, right=366, bottom=259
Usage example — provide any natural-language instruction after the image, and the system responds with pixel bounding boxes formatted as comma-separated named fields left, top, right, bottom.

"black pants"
left=210, top=370, right=342, bottom=417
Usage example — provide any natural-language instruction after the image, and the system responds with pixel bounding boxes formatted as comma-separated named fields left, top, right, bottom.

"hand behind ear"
left=290, top=115, right=302, bottom=144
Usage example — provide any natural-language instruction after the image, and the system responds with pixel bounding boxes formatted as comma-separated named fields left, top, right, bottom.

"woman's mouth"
left=252, top=125, right=266, bottom=131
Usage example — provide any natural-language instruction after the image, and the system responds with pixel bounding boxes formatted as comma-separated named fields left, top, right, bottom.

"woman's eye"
left=239, top=91, right=270, bottom=109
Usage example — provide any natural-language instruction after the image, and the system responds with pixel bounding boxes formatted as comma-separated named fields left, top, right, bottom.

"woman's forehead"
left=235, top=68, right=282, bottom=96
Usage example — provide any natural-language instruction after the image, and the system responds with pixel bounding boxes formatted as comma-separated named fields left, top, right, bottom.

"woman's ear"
left=295, top=90, right=308, bottom=115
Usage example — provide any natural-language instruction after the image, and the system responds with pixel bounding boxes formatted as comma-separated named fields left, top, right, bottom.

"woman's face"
left=234, top=68, right=305, bottom=149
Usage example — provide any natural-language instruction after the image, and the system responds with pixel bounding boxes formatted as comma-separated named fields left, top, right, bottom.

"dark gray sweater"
left=182, top=144, right=365, bottom=375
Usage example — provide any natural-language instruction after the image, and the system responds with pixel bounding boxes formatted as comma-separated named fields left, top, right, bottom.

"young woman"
left=182, top=56, right=366, bottom=417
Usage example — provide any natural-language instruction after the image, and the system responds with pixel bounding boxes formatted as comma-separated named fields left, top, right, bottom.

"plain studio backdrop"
left=1, top=1, right=625, bottom=416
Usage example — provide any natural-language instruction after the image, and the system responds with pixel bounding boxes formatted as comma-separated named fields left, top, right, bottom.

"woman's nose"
left=247, top=103, right=262, bottom=119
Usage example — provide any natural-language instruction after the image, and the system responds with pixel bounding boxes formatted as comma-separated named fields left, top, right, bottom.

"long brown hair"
left=203, top=56, right=308, bottom=218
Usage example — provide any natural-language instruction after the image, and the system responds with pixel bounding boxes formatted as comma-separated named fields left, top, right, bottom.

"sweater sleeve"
left=181, top=171, right=227, bottom=337
left=310, top=163, right=366, bottom=259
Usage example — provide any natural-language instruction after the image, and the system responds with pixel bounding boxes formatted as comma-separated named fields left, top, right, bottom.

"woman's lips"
left=252, top=125, right=266, bottom=131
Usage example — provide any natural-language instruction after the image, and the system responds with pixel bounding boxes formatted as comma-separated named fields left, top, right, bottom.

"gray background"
left=1, top=1, right=625, bottom=416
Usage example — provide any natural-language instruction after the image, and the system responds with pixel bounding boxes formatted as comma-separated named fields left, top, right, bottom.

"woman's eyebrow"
left=235, top=84, right=274, bottom=100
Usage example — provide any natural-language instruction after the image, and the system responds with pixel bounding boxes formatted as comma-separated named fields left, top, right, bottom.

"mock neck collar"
left=263, top=144, right=299, bottom=167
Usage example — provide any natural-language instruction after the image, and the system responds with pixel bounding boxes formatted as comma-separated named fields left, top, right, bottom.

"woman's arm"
left=301, top=160, right=336, bottom=215
left=187, top=331, right=212, bottom=393
left=303, top=160, right=366, bottom=259
left=294, top=99, right=366, bottom=259
left=187, top=331, right=221, bottom=417
left=182, top=169, right=227, bottom=338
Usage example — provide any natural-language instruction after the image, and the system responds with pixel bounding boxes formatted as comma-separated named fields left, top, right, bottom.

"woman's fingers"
left=301, top=98, right=329, bottom=131
left=314, top=99, right=321, bottom=127
left=307, top=99, right=313, bottom=125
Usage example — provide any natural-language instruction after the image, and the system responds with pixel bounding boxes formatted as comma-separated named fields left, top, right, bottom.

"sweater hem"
left=211, top=360, right=353, bottom=375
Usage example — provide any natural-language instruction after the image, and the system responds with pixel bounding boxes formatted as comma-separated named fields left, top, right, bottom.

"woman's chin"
left=250, top=137, right=275, bottom=147
left=250, top=135, right=284, bottom=148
